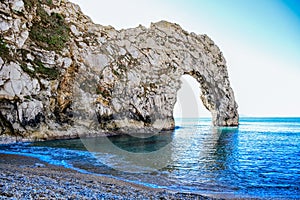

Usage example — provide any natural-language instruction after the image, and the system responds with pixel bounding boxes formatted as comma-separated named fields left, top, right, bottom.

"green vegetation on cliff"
left=20, top=60, right=59, bottom=80
left=24, top=0, right=55, bottom=11
left=0, top=37, right=11, bottom=62
left=18, top=49, right=59, bottom=80
left=26, top=0, right=69, bottom=52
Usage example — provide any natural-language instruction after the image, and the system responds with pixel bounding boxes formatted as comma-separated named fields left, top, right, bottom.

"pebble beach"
left=0, top=154, right=214, bottom=200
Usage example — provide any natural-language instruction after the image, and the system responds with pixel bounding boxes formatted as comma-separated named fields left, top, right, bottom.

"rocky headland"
left=0, top=0, right=238, bottom=143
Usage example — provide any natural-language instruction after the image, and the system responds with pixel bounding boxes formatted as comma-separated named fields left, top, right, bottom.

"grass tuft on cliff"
left=20, top=60, right=59, bottom=80
left=24, top=0, right=55, bottom=11
left=28, top=0, right=69, bottom=52
left=0, top=37, right=11, bottom=62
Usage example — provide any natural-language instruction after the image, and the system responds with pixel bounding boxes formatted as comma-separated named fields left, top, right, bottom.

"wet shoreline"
left=0, top=153, right=216, bottom=199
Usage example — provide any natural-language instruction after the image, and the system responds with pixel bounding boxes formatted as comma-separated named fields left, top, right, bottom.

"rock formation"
left=0, top=0, right=238, bottom=143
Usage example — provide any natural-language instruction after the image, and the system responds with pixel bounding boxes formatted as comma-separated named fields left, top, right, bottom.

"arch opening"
left=174, top=75, right=211, bottom=126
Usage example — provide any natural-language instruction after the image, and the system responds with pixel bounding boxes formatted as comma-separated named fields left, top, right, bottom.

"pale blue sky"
left=70, top=0, right=300, bottom=117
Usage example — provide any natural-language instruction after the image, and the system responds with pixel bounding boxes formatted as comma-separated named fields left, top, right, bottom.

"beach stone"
left=34, top=163, right=45, bottom=168
left=0, top=0, right=238, bottom=142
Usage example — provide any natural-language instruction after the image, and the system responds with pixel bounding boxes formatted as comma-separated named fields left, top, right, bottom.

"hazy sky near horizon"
left=70, top=0, right=300, bottom=117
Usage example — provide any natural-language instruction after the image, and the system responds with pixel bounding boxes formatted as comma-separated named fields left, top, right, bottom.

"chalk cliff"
left=0, top=0, right=238, bottom=143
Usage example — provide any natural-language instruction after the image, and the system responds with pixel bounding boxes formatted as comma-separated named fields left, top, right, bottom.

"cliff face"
left=0, top=0, right=238, bottom=143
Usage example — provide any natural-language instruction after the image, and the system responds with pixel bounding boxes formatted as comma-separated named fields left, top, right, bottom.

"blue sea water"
left=0, top=117, right=300, bottom=198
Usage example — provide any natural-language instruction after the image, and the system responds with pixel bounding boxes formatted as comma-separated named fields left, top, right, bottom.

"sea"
left=0, top=117, right=299, bottom=199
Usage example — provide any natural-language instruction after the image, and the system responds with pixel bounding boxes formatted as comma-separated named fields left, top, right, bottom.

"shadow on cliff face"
left=71, top=66, right=205, bottom=136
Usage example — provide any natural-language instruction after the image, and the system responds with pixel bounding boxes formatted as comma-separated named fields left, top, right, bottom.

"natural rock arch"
left=82, top=21, right=239, bottom=130
left=0, top=1, right=238, bottom=142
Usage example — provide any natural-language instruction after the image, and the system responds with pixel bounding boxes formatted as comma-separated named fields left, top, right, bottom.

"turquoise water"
left=1, top=118, right=300, bottom=198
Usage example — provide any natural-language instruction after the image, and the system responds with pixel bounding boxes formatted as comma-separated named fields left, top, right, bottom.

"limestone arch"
left=181, top=69, right=239, bottom=126
left=0, top=2, right=240, bottom=141
left=75, top=21, right=239, bottom=131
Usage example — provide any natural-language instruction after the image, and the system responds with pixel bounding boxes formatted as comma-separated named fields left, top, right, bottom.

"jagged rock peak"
left=0, top=0, right=238, bottom=143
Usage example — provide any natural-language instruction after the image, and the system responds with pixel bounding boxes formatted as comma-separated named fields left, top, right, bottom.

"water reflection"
left=163, top=125, right=239, bottom=192
left=81, top=131, right=175, bottom=173
left=210, top=127, right=239, bottom=170
left=78, top=126, right=239, bottom=178
left=106, top=131, right=174, bottom=153
left=2, top=118, right=300, bottom=198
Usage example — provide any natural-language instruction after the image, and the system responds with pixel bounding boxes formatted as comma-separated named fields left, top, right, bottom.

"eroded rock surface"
left=0, top=0, right=238, bottom=143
